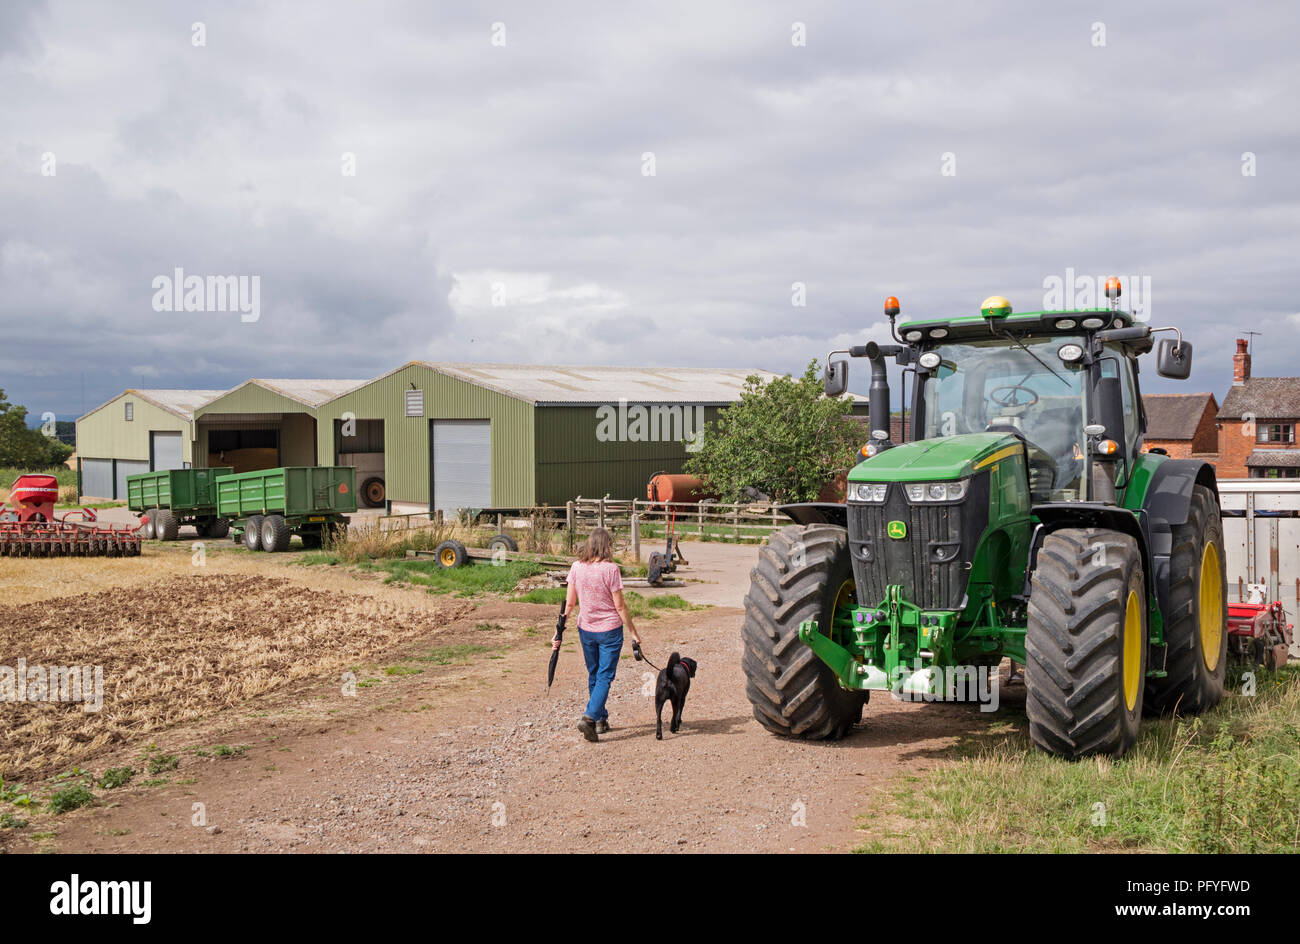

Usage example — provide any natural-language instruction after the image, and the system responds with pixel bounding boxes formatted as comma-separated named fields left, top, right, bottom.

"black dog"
left=655, top=653, right=698, bottom=739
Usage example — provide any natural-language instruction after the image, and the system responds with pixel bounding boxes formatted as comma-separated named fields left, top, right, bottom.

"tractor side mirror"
left=824, top=360, right=848, bottom=397
left=1156, top=338, right=1193, bottom=379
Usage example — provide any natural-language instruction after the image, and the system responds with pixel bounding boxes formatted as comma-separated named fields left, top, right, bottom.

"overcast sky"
left=2, top=0, right=1297, bottom=418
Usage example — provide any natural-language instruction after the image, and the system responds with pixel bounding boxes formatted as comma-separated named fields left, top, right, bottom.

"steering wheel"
left=988, top=384, right=1039, bottom=409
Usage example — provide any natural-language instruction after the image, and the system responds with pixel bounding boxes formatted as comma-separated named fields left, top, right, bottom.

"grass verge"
left=855, top=665, right=1300, bottom=853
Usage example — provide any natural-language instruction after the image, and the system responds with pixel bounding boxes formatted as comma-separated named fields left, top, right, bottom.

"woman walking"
left=554, top=527, right=641, bottom=742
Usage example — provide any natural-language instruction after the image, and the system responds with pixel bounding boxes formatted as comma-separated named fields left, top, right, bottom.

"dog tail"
left=666, top=652, right=681, bottom=673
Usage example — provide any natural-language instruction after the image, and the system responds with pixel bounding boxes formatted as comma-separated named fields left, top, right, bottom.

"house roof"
left=1246, top=449, right=1300, bottom=468
left=1218, top=378, right=1300, bottom=420
left=1142, top=392, right=1216, bottom=441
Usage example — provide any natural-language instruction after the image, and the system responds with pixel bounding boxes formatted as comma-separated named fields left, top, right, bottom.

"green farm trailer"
left=217, top=466, right=356, bottom=552
left=126, top=467, right=234, bottom=540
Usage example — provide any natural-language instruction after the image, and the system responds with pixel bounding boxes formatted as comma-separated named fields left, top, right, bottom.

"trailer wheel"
left=360, top=477, right=386, bottom=509
left=261, top=515, right=291, bottom=552
left=207, top=518, right=230, bottom=540
left=1145, top=485, right=1227, bottom=715
left=299, top=527, right=323, bottom=550
left=489, top=533, right=518, bottom=554
left=244, top=515, right=265, bottom=551
left=154, top=509, right=178, bottom=541
left=1026, top=528, right=1146, bottom=759
left=141, top=513, right=157, bottom=540
left=434, top=539, right=467, bottom=569
left=741, top=524, right=868, bottom=740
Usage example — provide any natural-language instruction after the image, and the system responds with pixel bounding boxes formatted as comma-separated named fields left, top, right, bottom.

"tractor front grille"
left=846, top=472, right=990, bottom=610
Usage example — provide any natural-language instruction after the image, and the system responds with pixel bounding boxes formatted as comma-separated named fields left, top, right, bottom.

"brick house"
left=1216, top=339, right=1300, bottom=478
left=1141, top=392, right=1219, bottom=459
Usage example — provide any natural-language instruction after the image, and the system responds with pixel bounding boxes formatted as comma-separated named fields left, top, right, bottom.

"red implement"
left=0, top=474, right=142, bottom=557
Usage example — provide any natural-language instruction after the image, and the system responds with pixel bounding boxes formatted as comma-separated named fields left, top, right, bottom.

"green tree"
left=0, top=389, right=71, bottom=468
left=684, top=361, right=862, bottom=503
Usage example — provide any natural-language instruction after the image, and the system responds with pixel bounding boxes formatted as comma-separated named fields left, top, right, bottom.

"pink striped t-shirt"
left=568, top=560, right=625, bottom=633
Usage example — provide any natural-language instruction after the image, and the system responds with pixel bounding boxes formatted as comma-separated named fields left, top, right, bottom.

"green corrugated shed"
left=314, top=363, right=535, bottom=509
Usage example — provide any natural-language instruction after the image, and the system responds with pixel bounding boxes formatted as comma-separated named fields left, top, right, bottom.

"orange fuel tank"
left=646, top=473, right=705, bottom=505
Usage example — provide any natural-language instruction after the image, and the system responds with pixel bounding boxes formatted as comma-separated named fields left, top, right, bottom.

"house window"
left=1262, top=467, right=1300, bottom=479
left=1257, top=423, right=1294, bottom=443
left=124, top=402, right=134, bottom=421
left=404, top=389, right=424, bottom=417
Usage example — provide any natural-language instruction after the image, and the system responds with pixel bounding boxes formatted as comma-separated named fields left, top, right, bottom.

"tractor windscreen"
left=921, top=336, right=1089, bottom=501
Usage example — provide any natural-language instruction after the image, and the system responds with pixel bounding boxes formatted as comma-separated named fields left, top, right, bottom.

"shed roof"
left=1219, top=378, right=1300, bottom=420
left=1142, top=392, right=1216, bottom=441
left=360, top=362, right=833, bottom=406
left=79, top=388, right=225, bottom=423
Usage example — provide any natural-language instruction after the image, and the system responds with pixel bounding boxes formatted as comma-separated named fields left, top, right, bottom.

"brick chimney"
left=1233, top=338, right=1251, bottom=385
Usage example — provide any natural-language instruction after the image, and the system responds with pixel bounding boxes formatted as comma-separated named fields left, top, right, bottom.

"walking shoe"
left=595, top=720, right=610, bottom=734
left=577, top=716, right=599, bottom=742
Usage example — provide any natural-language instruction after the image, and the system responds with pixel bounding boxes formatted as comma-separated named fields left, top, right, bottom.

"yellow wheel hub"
left=441, top=548, right=456, bottom=566
left=1199, top=541, right=1223, bottom=672
left=1122, top=590, right=1142, bottom=711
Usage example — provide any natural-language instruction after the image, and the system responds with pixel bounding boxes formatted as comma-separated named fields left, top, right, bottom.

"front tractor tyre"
left=1026, top=529, right=1147, bottom=759
left=1144, top=485, right=1227, bottom=715
left=741, top=524, right=868, bottom=740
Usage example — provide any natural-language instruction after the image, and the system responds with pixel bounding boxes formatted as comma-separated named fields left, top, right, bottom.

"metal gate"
left=431, top=420, right=491, bottom=514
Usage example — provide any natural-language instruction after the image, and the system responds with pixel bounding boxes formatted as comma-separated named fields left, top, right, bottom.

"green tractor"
left=741, top=282, right=1227, bottom=759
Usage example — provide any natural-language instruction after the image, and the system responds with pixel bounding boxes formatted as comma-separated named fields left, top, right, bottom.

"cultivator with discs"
left=0, top=474, right=142, bottom=557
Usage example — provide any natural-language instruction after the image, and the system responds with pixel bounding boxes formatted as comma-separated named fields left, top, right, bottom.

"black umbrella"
left=547, top=600, right=567, bottom=691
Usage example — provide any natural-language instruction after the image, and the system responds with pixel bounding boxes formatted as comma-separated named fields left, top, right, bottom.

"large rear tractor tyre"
left=741, top=524, right=868, bottom=740
left=244, top=515, right=265, bottom=552
left=261, top=515, right=291, bottom=553
left=1026, top=529, right=1147, bottom=759
left=1145, top=484, right=1227, bottom=714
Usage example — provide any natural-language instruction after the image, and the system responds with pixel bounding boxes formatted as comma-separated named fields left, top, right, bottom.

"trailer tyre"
left=141, top=514, right=156, bottom=540
left=261, top=515, right=291, bottom=552
left=207, top=518, right=230, bottom=540
left=1144, top=485, right=1227, bottom=715
left=154, top=509, right=178, bottom=541
left=741, top=524, right=868, bottom=740
left=489, top=533, right=518, bottom=554
left=1026, top=528, right=1146, bottom=759
left=244, top=515, right=265, bottom=552
left=299, top=527, right=323, bottom=550
left=434, top=539, right=467, bottom=569
left=360, top=477, right=386, bottom=509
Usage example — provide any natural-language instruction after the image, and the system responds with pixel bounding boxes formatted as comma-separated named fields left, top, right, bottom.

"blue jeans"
left=579, top=627, right=624, bottom=722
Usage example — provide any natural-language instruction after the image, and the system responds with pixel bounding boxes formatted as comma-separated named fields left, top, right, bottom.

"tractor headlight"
left=851, top=483, right=888, bottom=502
left=903, top=480, right=967, bottom=502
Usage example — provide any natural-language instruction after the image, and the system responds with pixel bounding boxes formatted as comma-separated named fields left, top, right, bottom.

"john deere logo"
left=887, top=520, right=907, bottom=539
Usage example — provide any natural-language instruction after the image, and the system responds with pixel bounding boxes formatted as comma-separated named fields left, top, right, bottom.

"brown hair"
left=579, top=527, right=614, bottom=563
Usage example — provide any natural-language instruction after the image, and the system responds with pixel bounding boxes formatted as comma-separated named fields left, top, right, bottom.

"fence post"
left=733, top=504, right=740, bottom=540
left=566, top=500, right=574, bottom=534
left=631, top=513, right=640, bottom=562
left=599, top=497, right=606, bottom=530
